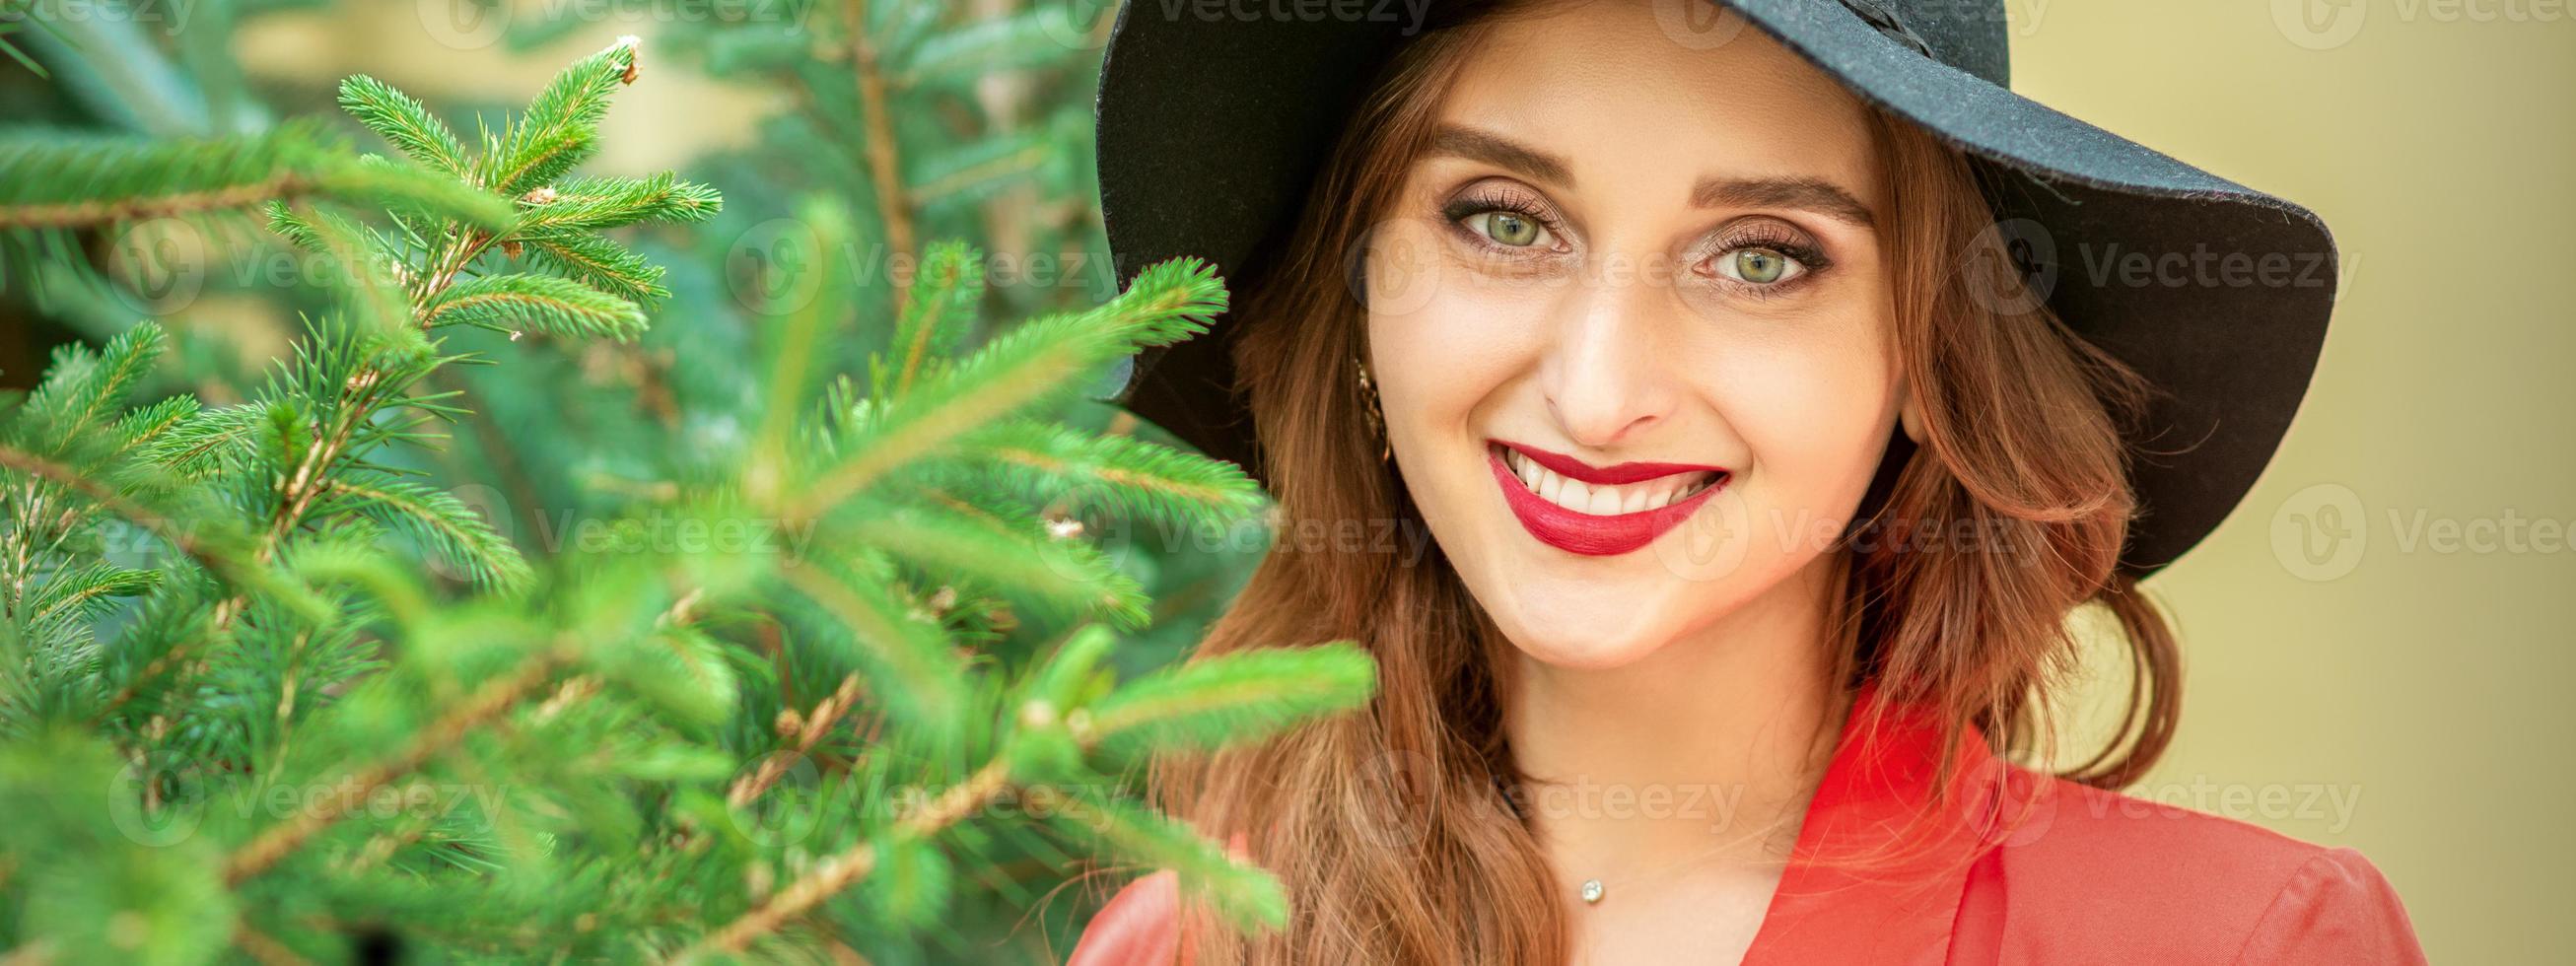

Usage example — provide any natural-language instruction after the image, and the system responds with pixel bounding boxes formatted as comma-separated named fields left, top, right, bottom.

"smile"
left=1486, top=440, right=1728, bottom=556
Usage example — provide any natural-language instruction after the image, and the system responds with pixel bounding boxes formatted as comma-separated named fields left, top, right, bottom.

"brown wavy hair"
left=1144, top=2, right=2180, bottom=961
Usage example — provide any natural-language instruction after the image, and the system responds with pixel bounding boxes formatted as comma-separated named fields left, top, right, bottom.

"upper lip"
left=1490, top=440, right=1727, bottom=485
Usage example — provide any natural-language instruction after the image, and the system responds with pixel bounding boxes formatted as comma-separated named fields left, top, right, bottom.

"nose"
left=1539, top=273, right=1683, bottom=450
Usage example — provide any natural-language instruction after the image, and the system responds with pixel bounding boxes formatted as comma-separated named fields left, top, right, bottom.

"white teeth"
left=1496, top=446, right=1719, bottom=517
left=1586, top=486, right=1619, bottom=516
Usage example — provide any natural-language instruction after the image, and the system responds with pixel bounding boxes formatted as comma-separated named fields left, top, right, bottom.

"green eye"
left=1721, top=247, right=1801, bottom=285
left=1472, top=211, right=1547, bottom=247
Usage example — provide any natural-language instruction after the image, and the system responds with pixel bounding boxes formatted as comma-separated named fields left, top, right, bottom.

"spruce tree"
left=0, top=32, right=1373, bottom=964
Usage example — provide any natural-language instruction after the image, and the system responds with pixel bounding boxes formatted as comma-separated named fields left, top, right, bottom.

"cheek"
left=1362, top=225, right=1547, bottom=433
left=1701, top=320, right=1898, bottom=503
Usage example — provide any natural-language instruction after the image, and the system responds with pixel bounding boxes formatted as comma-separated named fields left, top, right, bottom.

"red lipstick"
left=1487, top=440, right=1728, bottom=556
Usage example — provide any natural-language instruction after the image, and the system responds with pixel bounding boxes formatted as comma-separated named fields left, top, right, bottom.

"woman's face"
left=1366, top=0, right=1908, bottom=669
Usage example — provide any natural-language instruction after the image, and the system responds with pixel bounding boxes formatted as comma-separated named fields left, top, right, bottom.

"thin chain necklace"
left=1568, top=794, right=1808, bottom=907
left=1510, top=697, right=1849, bottom=909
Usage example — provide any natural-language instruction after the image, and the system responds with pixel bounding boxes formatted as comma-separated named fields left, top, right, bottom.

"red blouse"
left=1068, top=681, right=2429, bottom=964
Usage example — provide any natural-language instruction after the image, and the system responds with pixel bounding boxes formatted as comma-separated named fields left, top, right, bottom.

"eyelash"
left=1436, top=187, right=1834, bottom=297
left=1439, top=188, right=1566, bottom=253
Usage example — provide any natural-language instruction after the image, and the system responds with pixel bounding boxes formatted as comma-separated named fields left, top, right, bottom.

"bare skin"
left=1363, top=1, right=1916, bottom=960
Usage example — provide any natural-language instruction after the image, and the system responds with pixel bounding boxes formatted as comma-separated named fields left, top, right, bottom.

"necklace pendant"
left=1579, top=878, right=1605, bottom=905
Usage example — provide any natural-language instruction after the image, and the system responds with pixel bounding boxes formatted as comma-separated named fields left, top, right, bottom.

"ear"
left=1896, top=374, right=1926, bottom=445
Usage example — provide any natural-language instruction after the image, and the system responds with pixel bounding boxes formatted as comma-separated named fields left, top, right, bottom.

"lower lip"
left=1488, top=448, right=1726, bottom=557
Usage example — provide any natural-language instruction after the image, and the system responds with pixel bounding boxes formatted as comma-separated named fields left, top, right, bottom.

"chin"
left=1481, top=583, right=1684, bottom=670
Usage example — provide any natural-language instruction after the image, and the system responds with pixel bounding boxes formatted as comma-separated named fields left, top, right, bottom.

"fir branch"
left=313, top=475, right=532, bottom=591
left=336, top=74, right=471, bottom=180
left=0, top=119, right=509, bottom=231
left=512, top=172, right=721, bottom=233
left=481, top=35, right=640, bottom=195
left=1029, top=788, right=1288, bottom=933
left=727, top=671, right=862, bottom=806
left=675, top=758, right=1012, bottom=960
left=837, top=496, right=1148, bottom=630
left=419, top=273, right=646, bottom=341
left=144, top=401, right=270, bottom=480
left=958, top=418, right=1267, bottom=530
left=845, top=0, right=916, bottom=282
left=14, top=321, right=166, bottom=450
left=514, top=229, right=667, bottom=306
left=773, top=563, right=967, bottom=732
left=0, top=444, right=255, bottom=587
left=1081, top=643, right=1377, bottom=756
left=221, top=642, right=574, bottom=886
left=884, top=240, right=983, bottom=400
left=788, top=257, right=1227, bottom=519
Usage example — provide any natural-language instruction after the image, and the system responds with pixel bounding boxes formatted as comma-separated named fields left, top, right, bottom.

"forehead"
left=1428, top=1, right=1883, bottom=209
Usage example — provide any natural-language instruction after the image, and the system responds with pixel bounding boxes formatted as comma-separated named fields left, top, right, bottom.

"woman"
left=1072, top=0, right=2426, bottom=962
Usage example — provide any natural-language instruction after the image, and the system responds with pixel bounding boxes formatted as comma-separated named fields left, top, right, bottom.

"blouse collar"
left=1741, top=678, right=2019, bottom=965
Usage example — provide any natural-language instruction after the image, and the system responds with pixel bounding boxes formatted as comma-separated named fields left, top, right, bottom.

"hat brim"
left=1096, top=0, right=2339, bottom=580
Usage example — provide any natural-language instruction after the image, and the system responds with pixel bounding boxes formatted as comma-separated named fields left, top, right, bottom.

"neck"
left=1500, top=553, right=1852, bottom=887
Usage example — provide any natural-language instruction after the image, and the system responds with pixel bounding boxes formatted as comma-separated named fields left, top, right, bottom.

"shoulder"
left=1983, top=768, right=2427, bottom=964
left=1069, top=868, right=1181, bottom=966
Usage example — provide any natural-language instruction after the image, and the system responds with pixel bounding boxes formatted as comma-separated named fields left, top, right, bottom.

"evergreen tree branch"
left=884, top=241, right=982, bottom=401
left=0, top=120, right=510, bottom=231
left=221, top=642, right=574, bottom=886
left=845, top=0, right=916, bottom=298
left=336, top=74, right=470, bottom=181
left=726, top=671, right=863, bottom=807
left=419, top=273, right=646, bottom=341
left=0, top=444, right=254, bottom=587
left=788, top=257, right=1226, bottom=519
left=675, top=758, right=1012, bottom=960
left=481, top=36, right=640, bottom=195
left=515, top=229, right=667, bottom=306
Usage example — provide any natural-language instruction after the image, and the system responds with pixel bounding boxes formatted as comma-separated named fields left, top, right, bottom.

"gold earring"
left=1354, top=355, right=1391, bottom=462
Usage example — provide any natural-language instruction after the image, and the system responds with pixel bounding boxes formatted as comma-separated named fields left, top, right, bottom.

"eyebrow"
left=1426, top=124, right=1574, bottom=187
left=1691, top=175, right=1876, bottom=228
left=1423, top=123, right=1878, bottom=229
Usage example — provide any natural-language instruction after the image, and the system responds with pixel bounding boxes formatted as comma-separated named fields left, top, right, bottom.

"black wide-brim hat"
left=1094, top=0, right=2340, bottom=580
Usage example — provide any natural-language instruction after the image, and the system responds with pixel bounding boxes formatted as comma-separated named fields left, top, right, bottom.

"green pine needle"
left=483, top=35, right=640, bottom=195
left=1036, top=792, right=1288, bottom=933
left=836, top=497, right=1150, bottom=631
left=956, top=418, right=1268, bottom=533
left=338, top=74, right=473, bottom=181
left=1086, top=642, right=1378, bottom=756
left=794, top=256, right=1233, bottom=517
left=421, top=273, right=648, bottom=341
left=313, top=474, right=534, bottom=591
left=515, top=172, right=722, bottom=232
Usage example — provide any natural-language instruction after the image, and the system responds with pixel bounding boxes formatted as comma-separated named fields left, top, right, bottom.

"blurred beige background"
left=2021, top=2, right=2574, bottom=963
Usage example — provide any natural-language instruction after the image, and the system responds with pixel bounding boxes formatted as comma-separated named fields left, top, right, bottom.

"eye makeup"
left=1428, top=177, right=1840, bottom=299
left=1438, top=182, right=1572, bottom=256
left=1698, top=217, right=1833, bottom=299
